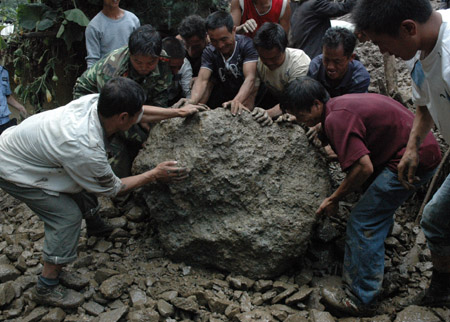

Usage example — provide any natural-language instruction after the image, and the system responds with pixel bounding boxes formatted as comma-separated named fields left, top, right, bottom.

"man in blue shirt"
left=307, top=27, right=370, bottom=97
left=0, top=66, right=27, bottom=135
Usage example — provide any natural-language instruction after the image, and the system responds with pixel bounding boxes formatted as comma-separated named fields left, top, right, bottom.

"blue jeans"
left=421, top=173, right=450, bottom=256
left=342, top=167, right=435, bottom=305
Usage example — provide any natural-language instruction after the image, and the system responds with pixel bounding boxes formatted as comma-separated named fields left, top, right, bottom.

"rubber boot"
left=420, top=254, right=450, bottom=308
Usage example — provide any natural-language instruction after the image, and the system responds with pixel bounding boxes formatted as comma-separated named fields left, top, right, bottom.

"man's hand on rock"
left=275, top=113, right=297, bottom=123
left=316, top=197, right=338, bottom=217
left=178, top=104, right=209, bottom=117
left=222, top=100, right=249, bottom=116
left=252, top=107, right=273, bottom=126
left=153, top=161, right=189, bottom=183
left=306, top=124, right=322, bottom=147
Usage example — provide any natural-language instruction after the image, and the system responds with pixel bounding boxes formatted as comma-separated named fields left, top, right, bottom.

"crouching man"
left=281, top=77, right=441, bottom=316
left=0, top=77, right=191, bottom=308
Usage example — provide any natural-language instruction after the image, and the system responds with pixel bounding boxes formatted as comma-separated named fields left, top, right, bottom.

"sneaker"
left=31, top=283, right=84, bottom=309
left=85, top=215, right=114, bottom=237
left=321, top=287, right=377, bottom=317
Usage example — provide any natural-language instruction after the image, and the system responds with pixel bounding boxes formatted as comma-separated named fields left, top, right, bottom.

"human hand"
left=152, top=161, right=189, bottom=183
left=239, top=19, right=257, bottom=33
left=251, top=107, right=273, bottom=126
left=306, top=124, right=322, bottom=147
left=178, top=103, right=209, bottom=117
left=275, top=113, right=297, bottom=123
left=397, top=148, right=420, bottom=190
left=19, top=107, right=28, bottom=119
left=222, top=100, right=249, bottom=116
left=316, top=197, right=338, bottom=217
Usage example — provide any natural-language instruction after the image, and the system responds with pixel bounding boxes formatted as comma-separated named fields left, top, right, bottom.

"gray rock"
left=41, top=307, right=66, bottom=322
left=0, top=264, right=21, bottom=283
left=234, top=309, right=274, bottom=321
left=0, top=281, right=16, bottom=306
left=98, top=196, right=121, bottom=218
left=294, top=269, right=313, bottom=286
left=127, top=308, right=160, bottom=322
left=285, top=312, right=309, bottom=322
left=156, top=299, right=175, bottom=317
left=21, top=307, right=49, bottom=322
left=82, top=300, right=105, bottom=316
left=94, top=240, right=113, bottom=253
left=94, top=268, right=119, bottom=284
left=309, top=308, right=335, bottom=322
left=99, top=274, right=129, bottom=299
left=72, top=254, right=94, bottom=268
left=394, top=305, right=441, bottom=322
left=208, top=296, right=232, bottom=314
left=171, top=296, right=199, bottom=313
left=125, top=206, right=146, bottom=222
left=4, top=244, right=23, bottom=261
left=133, top=108, right=331, bottom=278
left=109, top=216, right=127, bottom=229
left=272, top=287, right=297, bottom=304
left=227, top=275, right=255, bottom=291
left=97, top=306, right=128, bottom=322
left=130, top=289, right=147, bottom=307
left=159, top=290, right=178, bottom=301
left=285, top=286, right=313, bottom=305
left=254, top=279, right=273, bottom=292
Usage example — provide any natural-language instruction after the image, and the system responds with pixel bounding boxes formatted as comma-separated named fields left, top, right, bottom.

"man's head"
left=128, top=25, right=162, bottom=76
left=98, top=77, right=146, bottom=132
left=321, top=27, right=356, bottom=81
left=178, top=15, right=208, bottom=59
left=352, top=0, right=433, bottom=60
left=162, top=37, right=186, bottom=76
left=205, top=11, right=236, bottom=58
left=280, top=76, right=330, bottom=127
left=253, top=22, right=288, bottom=71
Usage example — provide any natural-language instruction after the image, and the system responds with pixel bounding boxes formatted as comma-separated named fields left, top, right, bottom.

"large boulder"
left=133, top=108, right=332, bottom=278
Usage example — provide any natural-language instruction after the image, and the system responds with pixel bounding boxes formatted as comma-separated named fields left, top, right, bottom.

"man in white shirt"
left=0, top=77, right=203, bottom=308
left=351, top=0, right=450, bottom=311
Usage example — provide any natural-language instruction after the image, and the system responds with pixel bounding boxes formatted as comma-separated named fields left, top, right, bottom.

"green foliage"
left=17, top=3, right=58, bottom=31
left=57, top=8, right=90, bottom=49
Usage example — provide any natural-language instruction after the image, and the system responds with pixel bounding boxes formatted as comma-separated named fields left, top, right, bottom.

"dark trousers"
left=0, top=118, right=17, bottom=135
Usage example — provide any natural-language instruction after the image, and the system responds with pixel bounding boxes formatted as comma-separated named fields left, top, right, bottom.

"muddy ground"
left=1, top=1, right=450, bottom=321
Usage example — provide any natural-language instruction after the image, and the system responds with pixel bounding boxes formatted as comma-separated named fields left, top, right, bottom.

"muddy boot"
left=32, top=277, right=84, bottom=309
left=321, top=287, right=377, bottom=317
left=420, top=269, right=450, bottom=308
left=85, top=213, right=114, bottom=237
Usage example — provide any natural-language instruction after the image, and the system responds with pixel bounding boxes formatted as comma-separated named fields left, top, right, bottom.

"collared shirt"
left=308, top=54, right=370, bottom=97
left=0, top=66, right=12, bottom=125
left=73, top=46, right=172, bottom=107
left=0, top=94, right=122, bottom=197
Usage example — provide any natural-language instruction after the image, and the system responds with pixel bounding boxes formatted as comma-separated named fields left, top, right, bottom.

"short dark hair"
left=98, top=77, right=146, bottom=118
left=322, top=27, right=356, bottom=57
left=253, top=22, right=288, bottom=52
left=178, top=15, right=207, bottom=40
left=162, top=37, right=185, bottom=59
left=129, top=25, right=162, bottom=57
left=205, top=11, right=234, bottom=33
left=352, top=0, right=433, bottom=36
left=280, top=77, right=330, bottom=113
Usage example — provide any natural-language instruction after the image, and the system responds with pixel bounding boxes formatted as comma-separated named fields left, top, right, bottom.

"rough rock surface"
left=133, top=108, right=332, bottom=278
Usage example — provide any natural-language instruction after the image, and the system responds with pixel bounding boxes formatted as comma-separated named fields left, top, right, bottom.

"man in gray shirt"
left=85, top=0, right=140, bottom=68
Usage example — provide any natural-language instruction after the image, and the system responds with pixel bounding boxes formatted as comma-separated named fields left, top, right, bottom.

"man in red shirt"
left=231, top=0, right=291, bottom=38
left=281, top=76, right=442, bottom=316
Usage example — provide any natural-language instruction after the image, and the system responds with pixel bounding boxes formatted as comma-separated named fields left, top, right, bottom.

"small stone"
left=72, top=255, right=94, bottom=268
left=208, top=296, right=232, bottom=314
left=156, top=299, right=175, bottom=317
left=240, top=292, right=253, bottom=312
left=285, top=286, right=313, bottom=305
left=127, top=308, right=160, bottom=322
left=4, top=244, right=23, bottom=261
left=159, top=290, right=178, bottom=301
left=225, top=304, right=241, bottom=319
left=0, top=264, right=21, bottom=283
left=394, top=305, right=441, bottom=322
left=130, top=289, right=147, bottom=307
left=94, top=268, right=120, bottom=284
left=294, top=269, right=313, bottom=286
left=82, top=300, right=105, bottom=316
left=98, top=196, right=121, bottom=218
left=234, top=309, right=273, bottom=321
left=41, top=307, right=66, bottom=322
left=99, top=275, right=129, bottom=299
left=227, top=275, right=255, bottom=291
left=309, top=309, right=335, bottom=322
left=97, top=306, right=128, bottom=322
left=262, top=290, right=277, bottom=302
left=94, top=240, right=113, bottom=253
left=171, top=296, right=199, bottom=313
left=109, top=216, right=127, bottom=228
left=125, top=206, right=145, bottom=222
left=254, top=280, right=273, bottom=292
left=0, top=281, right=16, bottom=306
left=59, top=271, right=89, bottom=291
left=21, top=307, right=49, bottom=322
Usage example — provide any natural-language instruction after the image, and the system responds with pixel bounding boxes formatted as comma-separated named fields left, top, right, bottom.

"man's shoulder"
left=349, top=60, right=370, bottom=80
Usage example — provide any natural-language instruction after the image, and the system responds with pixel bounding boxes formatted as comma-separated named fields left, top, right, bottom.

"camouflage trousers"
left=108, top=124, right=148, bottom=178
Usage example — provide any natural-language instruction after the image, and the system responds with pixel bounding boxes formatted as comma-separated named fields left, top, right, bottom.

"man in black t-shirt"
left=184, top=11, right=259, bottom=115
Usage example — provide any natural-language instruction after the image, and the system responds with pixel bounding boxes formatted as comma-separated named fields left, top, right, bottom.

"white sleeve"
left=180, top=58, right=193, bottom=98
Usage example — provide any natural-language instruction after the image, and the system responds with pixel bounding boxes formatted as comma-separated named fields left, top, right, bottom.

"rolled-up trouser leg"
left=0, top=178, right=85, bottom=265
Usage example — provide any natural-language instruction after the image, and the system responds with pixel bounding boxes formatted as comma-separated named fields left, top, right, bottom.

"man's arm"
left=141, top=104, right=205, bottom=123
left=118, top=161, right=188, bottom=196
left=279, top=0, right=291, bottom=35
left=397, top=105, right=435, bottom=188
left=85, top=24, right=101, bottom=69
left=314, top=0, right=356, bottom=18
left=317, top=154, right=373, bottom=216
left=223, top=61, right=257, bottom=115
left=231, top=0, right=258, bottom=34
left=6, top=95, right=27, bottom=119
left=189, top=68, right=212, bottom=104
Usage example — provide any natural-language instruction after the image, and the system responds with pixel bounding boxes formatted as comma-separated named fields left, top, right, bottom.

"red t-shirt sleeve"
left=325, top=109, right=370, bottom=171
